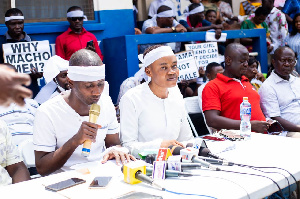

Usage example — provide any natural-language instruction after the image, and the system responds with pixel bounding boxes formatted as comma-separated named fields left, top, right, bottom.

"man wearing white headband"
left=120, top=45, right=194, bottom=158
left=142, top=5, right=187, bottom=34
left=0, top=8, right=42, bottom=98
left=33, top=49, right=134, bottom=175
left=179, top=3, right=223, bottom=40
left=55, top=6, right=103, bottom=61
left=34, top=55, right=70, bottom=104
left=148, top=0, right=177, bottom=19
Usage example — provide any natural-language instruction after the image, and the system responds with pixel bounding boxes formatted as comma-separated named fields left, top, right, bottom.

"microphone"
left=82, top=104, right=100, bottom=157
left=122, top=161, right=164, bottom=190
left=197, top=156, right=234, bottom=166
left=187, top=138, right=223, bottom=159
left=170, top=145, right=221, bottom=171
left=146, top=167, right=194, bottom=177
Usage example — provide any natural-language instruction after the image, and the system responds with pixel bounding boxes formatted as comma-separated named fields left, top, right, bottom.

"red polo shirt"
left=55, top=27, right=103, bottom=61
left=202, top=73, right=266, bottom=121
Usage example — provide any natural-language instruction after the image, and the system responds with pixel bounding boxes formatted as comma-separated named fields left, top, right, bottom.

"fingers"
left=113, top=151, right=121, bottom=166
left=14, top=73, right=31, bottom=86
left=101, top=153, right=109, bottom=164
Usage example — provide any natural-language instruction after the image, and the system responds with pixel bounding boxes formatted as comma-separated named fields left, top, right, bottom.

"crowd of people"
left=1, top=3, right=300, bottom=199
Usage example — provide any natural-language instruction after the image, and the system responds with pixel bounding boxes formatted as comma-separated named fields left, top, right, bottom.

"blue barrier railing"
left=103, top=29, right=267, bottom=103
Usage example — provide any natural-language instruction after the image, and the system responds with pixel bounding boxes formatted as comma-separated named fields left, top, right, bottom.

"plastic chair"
left=184, top=96, right=214, bottom=136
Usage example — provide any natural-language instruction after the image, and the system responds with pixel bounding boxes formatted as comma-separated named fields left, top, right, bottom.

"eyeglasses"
left=71, top=17, right=84, bottom=21
left=277, top=58, right=296, bottom=64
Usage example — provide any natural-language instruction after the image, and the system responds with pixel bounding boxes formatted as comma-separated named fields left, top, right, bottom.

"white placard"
left=3, top=40, right=51, bottom=73
left=175, top=50, right=199, bottom=83
left=185, top=42, right=219, bottom=70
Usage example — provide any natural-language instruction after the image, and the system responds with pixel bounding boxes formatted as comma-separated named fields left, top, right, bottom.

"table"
left=1, top=133, right=300, bottom=199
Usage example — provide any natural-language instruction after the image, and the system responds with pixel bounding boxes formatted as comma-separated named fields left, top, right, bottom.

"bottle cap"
left=243, top=97, right=248, bottom=101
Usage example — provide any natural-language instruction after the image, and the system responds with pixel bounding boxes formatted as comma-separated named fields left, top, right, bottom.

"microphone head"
left=172, top=146, right=185, bottom=155
left=186, top=143, right=193, bottom=148
left=89, top=104, right=100, bottom=116
left=199, top=147, right=210, bottom=157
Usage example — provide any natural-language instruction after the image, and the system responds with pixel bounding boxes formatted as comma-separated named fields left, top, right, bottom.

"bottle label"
left=241, top=107, right=251, bottom=115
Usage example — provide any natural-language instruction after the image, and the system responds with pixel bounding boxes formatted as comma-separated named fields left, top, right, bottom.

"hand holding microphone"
left=81, top=104, right=101, bottom=157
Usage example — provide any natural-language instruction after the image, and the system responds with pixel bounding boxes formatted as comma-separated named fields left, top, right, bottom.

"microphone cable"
left=163, top=189, right=217, bottom=199
left=218, top=168, right=284, bottom=198
left=234, top=163, right=298, bottom=198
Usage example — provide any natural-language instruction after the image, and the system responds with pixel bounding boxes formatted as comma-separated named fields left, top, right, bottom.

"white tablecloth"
left=1, top=133, right=300, bottom=199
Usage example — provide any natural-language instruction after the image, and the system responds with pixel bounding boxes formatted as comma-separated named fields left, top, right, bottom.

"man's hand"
left=251, top=121, right=270, bottom=133
left=73, top=121, right=100, bottom=146
left=160, top=140, right=184, bottom=148
left=267, top=45, right=274, bottom=53
left=215, top=28, right=222, bottom=40
left=175, top=25, right=187, bottom=33
left=102, top=149, right=136, bottom=165
left=256, top=73, right=266, bottom=82
left=0, top=66, right=32, bottom=107
left=30, top=67, right=43, bottom=79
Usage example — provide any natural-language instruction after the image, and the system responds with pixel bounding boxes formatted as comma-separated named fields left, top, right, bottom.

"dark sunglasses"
left=71, top=17, right=84, bottom=21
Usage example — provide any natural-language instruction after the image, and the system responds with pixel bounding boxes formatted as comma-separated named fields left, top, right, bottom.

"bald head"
left=69, top=49, right=102, bottom=67
left=273, top=46, right=295, bottom=61
left=225, top=43, right=248, bottom=58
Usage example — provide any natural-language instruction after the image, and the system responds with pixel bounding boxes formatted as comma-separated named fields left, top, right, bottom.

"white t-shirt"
left=197, top=82, right=207, bottom=111
left=0, top=120, right=23, bottom=186
left=148, top=0, right=177, bottom=18
left=33, top=92, right=119, bottom=168
left=142, top=16, right=180, bottom=34
left=120, top=82, right=194, bottom=157
left=0, top=99, right=38, bottom=146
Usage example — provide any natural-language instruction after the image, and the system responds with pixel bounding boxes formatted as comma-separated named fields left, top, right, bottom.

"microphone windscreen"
left=186, top=143, right=193, bottom=148
left=199, top=147, right=210, bottom=157
left=172, top=146, right=185, bottom=155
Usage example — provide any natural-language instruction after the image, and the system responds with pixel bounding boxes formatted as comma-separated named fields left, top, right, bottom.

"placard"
left=175, top=50, right=199, bottom=83
left=185, top=42, right=219, bottom=69
left=3, top=40, right=51, bottom=73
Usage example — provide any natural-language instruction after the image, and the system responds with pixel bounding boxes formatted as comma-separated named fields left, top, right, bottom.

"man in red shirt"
left=202, top=43, right=270, bottom=133
left=55, top=6, right=103, bottom=61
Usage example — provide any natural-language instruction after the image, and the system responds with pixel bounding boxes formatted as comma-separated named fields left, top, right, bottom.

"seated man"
left=0, top=8, right=42, bottom=98
left=202, top=43, right=270, bottom=133
left=33, top=49, right=134, bottom=176
left=142, top=5, right=186, bottom=34
left=34, top=55, right=70, bottom=104
left=120, top=45, right=194, bottom=158
left=198, top=62, right=224, bottom=110
left=148, top=0, right=177, bottom=19
left=259, top=46, right=300, bottom=136
left=0, top=120, right=30, bottom=185
left=179, top=3, right=223, bottom=40
left=55, top=6, right=103, bottom=61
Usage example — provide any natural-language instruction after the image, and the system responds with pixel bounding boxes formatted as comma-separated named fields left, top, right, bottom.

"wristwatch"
left=171, top=26, right=176, bottom=32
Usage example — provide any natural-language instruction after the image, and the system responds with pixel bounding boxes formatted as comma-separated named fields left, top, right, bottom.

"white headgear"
left=44, top=55, right=69, bottom=84
left=184, top=4, right=204, bottom=17
left=67, top=10, right=84, bottom=18
left=5, top=16, right=24, bottom=22
left=68, top=65, right=105, bottom=82
left=156, top=10, right=174, bottom=18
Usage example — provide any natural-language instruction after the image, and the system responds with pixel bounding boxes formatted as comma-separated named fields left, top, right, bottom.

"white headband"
left=140, top=46, right=174, bottom=67
left=5, top=16, right=24, bottom=22
left=156, top=10, right=174, bottom=18
left=67, top=10, right=84, bottom=18
left=184, top=5, right=204, bottom=17
left=68, top=65, right=105, bottom=81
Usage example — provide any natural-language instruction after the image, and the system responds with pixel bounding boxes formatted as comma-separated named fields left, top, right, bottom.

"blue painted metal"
left=103, top=29, right=268, bottom=103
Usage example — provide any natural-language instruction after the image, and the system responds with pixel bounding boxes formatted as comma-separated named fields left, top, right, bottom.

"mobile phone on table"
left=86, top=40, right=94, bottom=48
left=89, top=176, right=112, bottom=189
left=45, top=178, right=86, bottom=192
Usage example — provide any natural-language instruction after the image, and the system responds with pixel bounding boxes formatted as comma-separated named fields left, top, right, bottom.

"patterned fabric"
left=0, top=120, right=23, bottom=186
left=285, top=33, right=300, bottom=73
left=282, top=0, right=300, bottom=32
left=218, top=1, right=233, bottom=19
left=240, top=1, right=262, bottom=16
left=265, top=7, right=288, bottom=54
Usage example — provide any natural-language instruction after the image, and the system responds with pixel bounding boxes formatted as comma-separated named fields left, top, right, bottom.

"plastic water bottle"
left=240, top=97, right=251, bottom=140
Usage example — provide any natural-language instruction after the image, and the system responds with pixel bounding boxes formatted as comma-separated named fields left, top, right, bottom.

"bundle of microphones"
left=121, top=138, right=235, bottom=190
